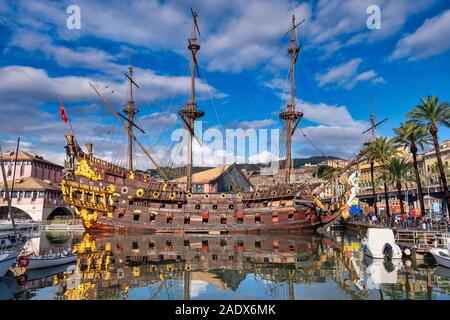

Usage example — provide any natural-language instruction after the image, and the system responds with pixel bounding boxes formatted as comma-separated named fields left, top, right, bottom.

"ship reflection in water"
left=1, top=231, right=450, bottom=300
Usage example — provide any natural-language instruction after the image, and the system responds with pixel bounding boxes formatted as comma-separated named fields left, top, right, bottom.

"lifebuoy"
left=117, top=268, right=124, bottom=279
left=221, top=193, right=226, bottom=198
left=186, top=193, right=192, bottom=199
left=136, top=188, right=145, bottom=197
left=17, top=255, right=30, bottom=268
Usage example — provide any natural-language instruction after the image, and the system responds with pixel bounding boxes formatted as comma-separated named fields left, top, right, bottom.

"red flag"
left=60, top=103, right=68, bottom=123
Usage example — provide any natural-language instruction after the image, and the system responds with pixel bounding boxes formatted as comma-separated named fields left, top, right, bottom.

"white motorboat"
left=0, top=220, right=38, bottom=231
left=25, top=251, right=78, bottom=270
left=430, top=247, right=450, bottom=269
left=0, top=250, right=21, bottom=278
left=364, top=256, right=402, bottom=289
left=362, top=228, right=402, bottom=259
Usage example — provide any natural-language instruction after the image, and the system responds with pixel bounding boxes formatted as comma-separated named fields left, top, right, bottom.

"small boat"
left=362, top=228, right=402, bottom=259
left=430, top=247, right=450, bottom=269
left=0, top=220, right=38, bottom=231
left=0, top=250, right=21, bottom=278
left=24, top=251, right=78, bottom=270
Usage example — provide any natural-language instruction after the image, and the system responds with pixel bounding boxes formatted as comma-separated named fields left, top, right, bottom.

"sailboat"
left=61, top=10, right=359, bottom=233
left=0, top=139, right=29, bottom=278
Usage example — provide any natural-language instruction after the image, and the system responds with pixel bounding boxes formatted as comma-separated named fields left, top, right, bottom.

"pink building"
left=0, top=151, right=73, bottom=221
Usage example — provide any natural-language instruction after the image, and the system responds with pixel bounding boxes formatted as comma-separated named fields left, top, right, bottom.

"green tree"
left=364, top=137, right=396, bottom=220
left=384, top=157, right=413, bottom=216
left=407, top=95, right=450, bottom=215
left=393, top=121, right=432, bottom=215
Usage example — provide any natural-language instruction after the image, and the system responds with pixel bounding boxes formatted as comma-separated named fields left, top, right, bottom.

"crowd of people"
left=348, top=211, right=450, bottom=231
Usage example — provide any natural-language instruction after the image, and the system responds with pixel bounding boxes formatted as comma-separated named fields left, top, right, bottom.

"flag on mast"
left=59, top=100, right=68, bottom=123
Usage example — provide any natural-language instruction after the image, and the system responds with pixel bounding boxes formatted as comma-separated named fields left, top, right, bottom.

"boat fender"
left=117, top=268, right=124, bottom=279
left=403, top=248, right=411, bottom=256
left=63, top=250, right=69, bottom=256
left=17, top=255, right=30, bottom=268
left=185, top=264, right=191, bottom=271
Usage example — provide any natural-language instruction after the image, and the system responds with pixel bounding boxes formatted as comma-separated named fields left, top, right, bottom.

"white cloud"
left=315, top=58, right=384, bottom=89
left=306, top=0, right=437, bottom=56
left=390, top=9, right=450, bottom=61
left=0, top=65, right=225, bottom=105
left=202, top=0, right=311, bottom=72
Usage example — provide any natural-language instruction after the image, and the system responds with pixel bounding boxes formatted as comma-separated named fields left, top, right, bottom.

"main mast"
left=280, top=14, right=303, bottom=184
left=180, top=8, right=204, bottom=192
left=124, top=64, right=138, bottom=172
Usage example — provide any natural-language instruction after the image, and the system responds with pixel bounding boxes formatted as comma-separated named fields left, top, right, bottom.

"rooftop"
left=1, top=150, right=63, bottom=168
left=2, top=176, right=60, bottom=191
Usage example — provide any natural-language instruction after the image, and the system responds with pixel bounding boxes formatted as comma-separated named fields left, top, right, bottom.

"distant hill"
left=143, top=156, right=343, bottom=179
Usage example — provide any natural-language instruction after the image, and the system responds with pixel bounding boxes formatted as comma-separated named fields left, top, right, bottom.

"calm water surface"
left=1, top=230, right=450, bottom=300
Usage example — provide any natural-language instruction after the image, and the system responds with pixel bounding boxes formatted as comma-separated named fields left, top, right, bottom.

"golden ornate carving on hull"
left=74, top=159, right=103, bottom=181
left=74, top=207, right=99, bottom=229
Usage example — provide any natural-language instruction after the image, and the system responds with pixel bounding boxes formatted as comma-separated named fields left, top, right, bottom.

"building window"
left=38, top=191, right=45, bottom=198
left=212, top=204, right=218, bottom=210
left=24, top=191, right=32, bottom=198
left=20, top=165, right=25, bottom=177
left=133, top=214, right=140, bottom=221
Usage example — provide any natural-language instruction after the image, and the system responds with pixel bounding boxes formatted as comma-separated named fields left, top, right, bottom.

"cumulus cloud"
left=390, top=9, right=450, bottom=61
left=315, top=58, right=384, bottom=89
left=0, top=65, right=225, bottom=105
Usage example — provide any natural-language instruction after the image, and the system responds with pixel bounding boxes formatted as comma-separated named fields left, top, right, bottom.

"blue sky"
left=0, top=0, right=449, bottom=169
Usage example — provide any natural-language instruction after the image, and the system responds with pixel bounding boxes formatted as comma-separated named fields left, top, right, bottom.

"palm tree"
left=393, top=121, right=432, bottom=216
left=364, top=137, right=396, bottom=221
left=407, top=95, right=450, bottom=215
left=384, top=157, right=413, bottom=216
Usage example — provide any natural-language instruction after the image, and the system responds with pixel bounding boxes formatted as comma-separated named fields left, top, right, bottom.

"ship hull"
left=79, top=209, right=341, bottom=234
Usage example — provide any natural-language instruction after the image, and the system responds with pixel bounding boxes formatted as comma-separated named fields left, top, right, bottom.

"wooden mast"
left=124, top=60, right=138, bottom=172
left=280, top=14, right=303, bottom=184
left=180, top=8, right=204, bottom=192
left=0, top=142, right=18, bottom=238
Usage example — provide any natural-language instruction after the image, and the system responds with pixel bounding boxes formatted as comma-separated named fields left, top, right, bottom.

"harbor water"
left=1, top=230, right=450, bottom=300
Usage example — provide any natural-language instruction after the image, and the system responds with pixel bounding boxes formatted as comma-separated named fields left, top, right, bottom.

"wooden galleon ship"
left=61, top=11, right=356, bottom=233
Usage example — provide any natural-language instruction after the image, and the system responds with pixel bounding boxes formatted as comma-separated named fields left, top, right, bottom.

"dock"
left=343, top=220, right=448, bottom=261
